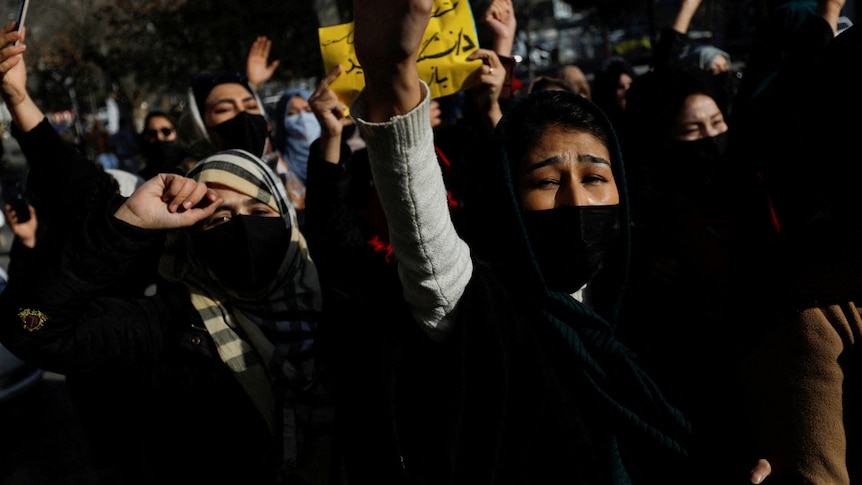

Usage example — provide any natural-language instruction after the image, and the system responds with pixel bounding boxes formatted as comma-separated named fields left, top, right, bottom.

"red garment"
left=362, top=145, right=462, bottom=261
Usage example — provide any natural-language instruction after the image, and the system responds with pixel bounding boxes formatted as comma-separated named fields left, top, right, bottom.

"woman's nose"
left=558, top=183, right=591, bottom=208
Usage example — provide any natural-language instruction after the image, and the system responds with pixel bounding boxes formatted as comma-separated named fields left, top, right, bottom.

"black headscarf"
left=483, top=89, right=692, bottom=481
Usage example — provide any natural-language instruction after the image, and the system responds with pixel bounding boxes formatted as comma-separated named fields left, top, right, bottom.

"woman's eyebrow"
left=209, top=99, right=238, bottom=110
left=579, top=154, right=610, bottom=166
left=242, top=196, right=269, bottom=207
left=526, top=153, right=610, bottom=172
left=213, top=202, right=235, bottom=213
left=527, top=155, right=563, bottom=171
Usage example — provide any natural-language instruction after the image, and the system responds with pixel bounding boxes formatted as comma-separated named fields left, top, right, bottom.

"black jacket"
left=0, top=199, right=280, bottom=484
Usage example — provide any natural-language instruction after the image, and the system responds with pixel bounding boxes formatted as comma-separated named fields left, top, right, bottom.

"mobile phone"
left=498, top=55, right=517, bottom=99
left=1, top=178, right=31, bottom=223
left=12, top=0, right=29, bottom=45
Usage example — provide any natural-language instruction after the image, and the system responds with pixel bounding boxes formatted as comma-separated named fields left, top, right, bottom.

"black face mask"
left=521, top=204, right=621, bottom=294
left=666, top=131, right=730, bottom=188
left=189, top=215, right=291, bottom=295
left=210, top=111, right=269, bottom=157
left=141, top=140, right=180, bottom=168
left=714, top=69, right=742, bottom=98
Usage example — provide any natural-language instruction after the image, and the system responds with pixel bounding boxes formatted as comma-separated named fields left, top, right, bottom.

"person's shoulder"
left=458, top=260, right=514, bottom=314
left=104, top=169, right=145, bottom=197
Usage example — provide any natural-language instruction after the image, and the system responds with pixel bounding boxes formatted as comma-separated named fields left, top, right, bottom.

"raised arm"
left=113, top=174, right=221, bottom=230
left=817, top=0, right=845, bottom=34
left=0, top=22, right=45, bottom=131
left=246, top=36, right=280, bottom=91
left=670, top=0, right=702, bottom=35
left=466, top=47, right=507, bottom=132
left=0, top=22, right=120, bottom=233
left=308, top=64, right=348, bottom=164
left=652, top=0, right=701, bottom=69
left=353, top=0, right=428, bottom=121
left=482, top=0, right=517, bottom=57
left=352, top=0, right=473, bottom=338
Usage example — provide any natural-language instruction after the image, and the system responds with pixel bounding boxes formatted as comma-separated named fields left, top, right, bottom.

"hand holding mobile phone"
left=1, top=178, right=31, bottom=223
left=12, top=0, right=30, bottom=45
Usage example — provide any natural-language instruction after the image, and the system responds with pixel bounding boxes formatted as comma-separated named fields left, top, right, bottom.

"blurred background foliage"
left=2, top=0, right=333, bottom=116
left=0, top=0, right=851, bottom=128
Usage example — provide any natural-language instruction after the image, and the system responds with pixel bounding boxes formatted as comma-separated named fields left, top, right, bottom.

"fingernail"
left=750, top=472, right=764, bottom=484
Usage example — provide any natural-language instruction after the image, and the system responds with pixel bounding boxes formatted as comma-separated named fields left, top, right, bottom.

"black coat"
left=0, top=199, right=280, bottom=484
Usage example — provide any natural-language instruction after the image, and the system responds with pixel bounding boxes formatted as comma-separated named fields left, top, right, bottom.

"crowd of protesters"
left=0, top=0, right=857, bottom=483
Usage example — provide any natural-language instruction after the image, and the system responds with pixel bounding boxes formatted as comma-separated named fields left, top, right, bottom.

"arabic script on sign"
left=318, top=0, right=483, bottom=108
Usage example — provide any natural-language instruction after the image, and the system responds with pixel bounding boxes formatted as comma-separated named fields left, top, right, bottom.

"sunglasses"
left=145, top=127, right=175, bottom=138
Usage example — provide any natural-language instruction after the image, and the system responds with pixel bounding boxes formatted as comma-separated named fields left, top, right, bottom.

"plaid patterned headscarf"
left=158, top=149, right=322, bottom=446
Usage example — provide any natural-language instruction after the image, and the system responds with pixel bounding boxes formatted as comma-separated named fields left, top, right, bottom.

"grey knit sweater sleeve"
left=350, top=82, right=473, bottom=340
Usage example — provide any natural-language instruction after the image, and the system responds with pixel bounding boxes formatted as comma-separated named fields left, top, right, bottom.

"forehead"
left=208, top=183, right=254, bottom=200
left=678, top=93, right=722, bottom=119
left=195, top=162, right=281, bottom=210
left=525, top=125, right=611, bottom=163
left=206, top=83, right=253, bottom=106
left=289, top=95, right=310, bottom=110
left=561, top=66, right=586, bottom=81
left=147, top=115, right=173, bottom=127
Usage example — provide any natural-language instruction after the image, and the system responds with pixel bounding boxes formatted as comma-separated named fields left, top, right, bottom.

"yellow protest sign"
left=318, top=0, right=483, bottom=107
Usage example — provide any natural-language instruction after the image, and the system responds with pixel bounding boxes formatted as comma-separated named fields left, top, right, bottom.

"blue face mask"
left=285, top=111, right=321, bottom=143
left=281, top=111, right=321, bottom=184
